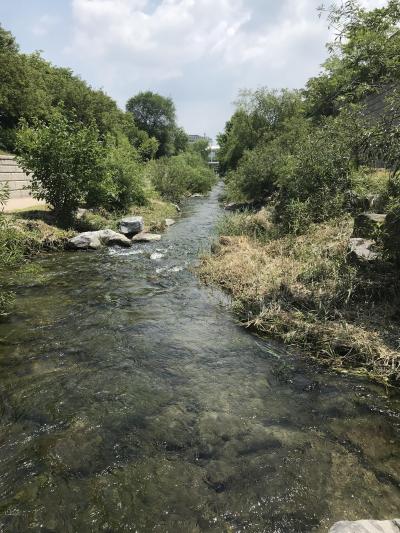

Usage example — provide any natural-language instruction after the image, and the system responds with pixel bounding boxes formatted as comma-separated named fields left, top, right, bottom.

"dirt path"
left=4, top=197, right=46, bottom=213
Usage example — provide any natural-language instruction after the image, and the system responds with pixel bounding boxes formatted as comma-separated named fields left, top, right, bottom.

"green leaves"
left=16, top=111, right=107, bottom=226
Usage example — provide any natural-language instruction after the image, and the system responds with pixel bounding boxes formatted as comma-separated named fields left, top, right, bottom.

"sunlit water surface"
left=0, top=184, right=399, bottom=532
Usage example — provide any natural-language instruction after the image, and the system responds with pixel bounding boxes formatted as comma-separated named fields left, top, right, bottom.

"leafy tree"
left=305, top=0, right=400, bottom=119
left=16, top=111, right=107, bottom=225
left=217, top=89, right=303, bottom=174
left=173, top=126, right=189, bottom=154
left=0, top=24, right=19, bottom=53
left=145, top=152, right=216, bottom=201
left=126, top=91, right=177, bottom=157
left=87, top=135, right=147, bottom=211
left=189, top=138, right=210, bottom=163
left=276, top=114, right=355, bottom=232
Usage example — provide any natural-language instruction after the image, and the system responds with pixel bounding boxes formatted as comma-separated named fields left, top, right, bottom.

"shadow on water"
left=0, top=183, right=399, bottom=532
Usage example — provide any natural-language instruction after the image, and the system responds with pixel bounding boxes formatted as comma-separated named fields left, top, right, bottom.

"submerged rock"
left=329, top=520, right=400, bottom=532
left=150, top=252, right=164, bottom=260
left=67, top=229, right=131, bottom=250
left=348, top=238, right=379, bottom=263
left=131, top=232, right=161, bottom=242
left=119, top=216, right=144, bottom=236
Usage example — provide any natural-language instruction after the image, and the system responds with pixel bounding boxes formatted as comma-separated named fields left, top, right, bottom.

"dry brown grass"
left=199, top=215, right=400, bottom=386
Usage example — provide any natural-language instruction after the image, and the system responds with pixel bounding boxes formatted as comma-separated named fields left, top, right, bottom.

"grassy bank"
left=198, top=210, right=400, bottom=386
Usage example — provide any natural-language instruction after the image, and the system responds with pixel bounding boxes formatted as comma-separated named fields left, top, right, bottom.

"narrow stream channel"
left=0, top=184, right=399, bottom=532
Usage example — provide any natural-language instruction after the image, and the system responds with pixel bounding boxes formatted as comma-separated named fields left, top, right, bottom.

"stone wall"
left=0, top=155, right=32, bottom=200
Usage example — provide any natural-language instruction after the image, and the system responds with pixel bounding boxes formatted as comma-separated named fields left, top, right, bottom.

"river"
left=0, top=184, right=399, bottom=532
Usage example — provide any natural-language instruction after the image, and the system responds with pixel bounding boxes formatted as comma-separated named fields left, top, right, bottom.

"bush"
left=145, top=152, right=216, bottom=202
left=16, top=111, right=108, bottom=226
left=225, top=141, right=286, bottom=202
left=87, top=136, right=147, bottom=212
left=276, top=117, right=353, bottom=233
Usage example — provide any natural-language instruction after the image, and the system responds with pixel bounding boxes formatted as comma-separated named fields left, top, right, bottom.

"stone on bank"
left=119, top=216, right=144, bottom=236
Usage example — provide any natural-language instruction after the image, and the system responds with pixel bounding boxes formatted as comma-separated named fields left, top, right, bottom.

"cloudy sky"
left=0, top=0, right=387, bottom=139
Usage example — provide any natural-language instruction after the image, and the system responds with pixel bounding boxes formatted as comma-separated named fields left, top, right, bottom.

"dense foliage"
left=218, top=1, right=400, bottom=237
left=16, top=112, right=108, bottom=225
left=144, top=152, right=217, bottom=202
left=126, top=91, right=188, bottom=157
left=0, top=25, right=216, bottom=228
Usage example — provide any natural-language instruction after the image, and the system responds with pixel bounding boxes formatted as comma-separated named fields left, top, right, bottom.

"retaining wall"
left=0, top=155, right=32, bottom=200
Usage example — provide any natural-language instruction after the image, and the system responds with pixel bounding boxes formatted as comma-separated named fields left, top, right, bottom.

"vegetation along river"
left=0, top=184, right=399, bottom=532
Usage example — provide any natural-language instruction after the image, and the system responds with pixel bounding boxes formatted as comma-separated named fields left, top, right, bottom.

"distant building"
left=188, top=134, right=211, bottom=144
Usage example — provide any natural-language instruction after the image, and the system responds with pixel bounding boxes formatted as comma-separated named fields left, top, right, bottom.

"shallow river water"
left=0, top=184, right=399, bottom=532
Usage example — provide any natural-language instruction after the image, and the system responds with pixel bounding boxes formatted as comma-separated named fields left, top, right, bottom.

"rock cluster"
left=67, top=215, right=177, bottom=251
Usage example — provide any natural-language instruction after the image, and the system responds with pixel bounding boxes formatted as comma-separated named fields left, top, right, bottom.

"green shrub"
left=276, top=117, right=353, bottom=233
left=145, top=152, right=216, bottom=202
left=87, top=135, right=147, bottom=212
left=16, top=111, right=108, bottom=226
left=75, top=210, right=111, bottom=232
left=225, top=141, right=286, bottom=202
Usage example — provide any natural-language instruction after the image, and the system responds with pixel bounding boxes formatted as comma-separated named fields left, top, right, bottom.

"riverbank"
left=0, top=198, right=178, bottom=316
left=198, top=210, right=400, bottom=387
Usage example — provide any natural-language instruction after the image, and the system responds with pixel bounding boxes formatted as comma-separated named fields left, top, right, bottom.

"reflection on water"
left=0, top=184, right=399, bottom=532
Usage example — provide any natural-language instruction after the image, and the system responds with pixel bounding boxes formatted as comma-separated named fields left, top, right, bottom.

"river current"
left=0, top=184, right=399, bottom=532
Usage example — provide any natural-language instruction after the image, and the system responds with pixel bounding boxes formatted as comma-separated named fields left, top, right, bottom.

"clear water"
left=0, top=184, right=399, bottom=532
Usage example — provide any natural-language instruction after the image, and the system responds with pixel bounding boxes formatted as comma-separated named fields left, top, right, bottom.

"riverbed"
left=0, top=184, right=399, bottom=532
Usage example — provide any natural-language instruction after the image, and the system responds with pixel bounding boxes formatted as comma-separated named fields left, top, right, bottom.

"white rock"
left=67, top=233, right=102, bottom=250
left=150, top=252, right=164, bottom=260
left=131, top=232, right=162, bottom=242
left=67, top=229, right=131, bottom=250
left=348, top=238, right=379, bottom=262
left=119, top=216, right=144, bottom=236
left=329, top=520, right=400, bottom=533
left=165, top=218, right=175, bottom=227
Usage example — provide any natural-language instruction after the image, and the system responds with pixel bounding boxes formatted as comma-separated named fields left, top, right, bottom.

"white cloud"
left=70, top=0, right=251, bottom=80
left=32, top=14, right=59, bottom=37
left=66, top=0, right=391, bottom=135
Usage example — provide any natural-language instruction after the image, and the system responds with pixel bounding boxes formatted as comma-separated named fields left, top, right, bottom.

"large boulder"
left=96, top=229, right=131, bottom=247
left=119, top=216, right=144, bottom=236
left=353, top=213, right=387, bottom=239
left=131, top=232, right=161, bottom=242
left=329, top=520, right=400, bottom=532
left=67, top=230, right=131, bottom=250
left=348, top=238, right=379, bottom=263
left=67, top=232, right=102, bottom=250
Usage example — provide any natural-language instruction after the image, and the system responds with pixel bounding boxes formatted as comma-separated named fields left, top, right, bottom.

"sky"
left=0, top=0, right=387, bottom=140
